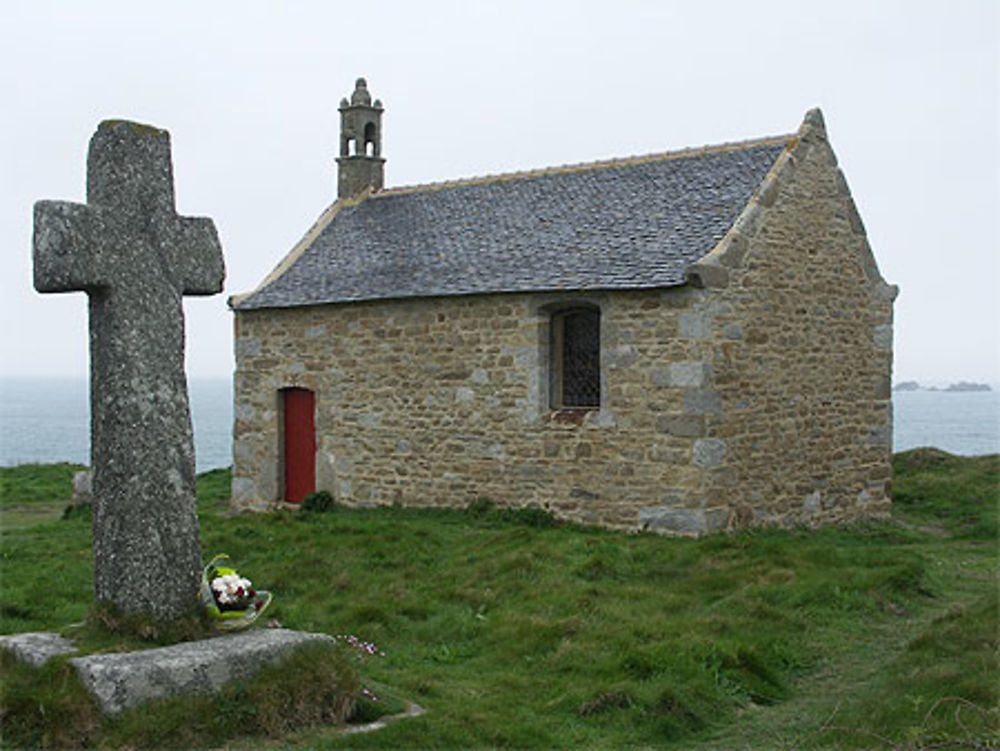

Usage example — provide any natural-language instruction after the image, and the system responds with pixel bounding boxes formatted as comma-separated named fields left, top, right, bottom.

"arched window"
left=551, top=307, right=600, bottom=409
left=363, top=122, right=377, bottom=157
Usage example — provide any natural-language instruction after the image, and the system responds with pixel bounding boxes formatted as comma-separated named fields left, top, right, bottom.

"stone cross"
left=33, top=120, right=224, bottom=621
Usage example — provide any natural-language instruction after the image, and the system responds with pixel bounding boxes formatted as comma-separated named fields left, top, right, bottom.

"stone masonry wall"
left=681, top=110, right=897, bottom=530
left=232, top=112, right=895, bottom=534
left=232, top=286, right=726, bottom=530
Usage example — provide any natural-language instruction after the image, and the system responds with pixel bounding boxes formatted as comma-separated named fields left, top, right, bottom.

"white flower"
left=212, top=573, right=253, bottom=604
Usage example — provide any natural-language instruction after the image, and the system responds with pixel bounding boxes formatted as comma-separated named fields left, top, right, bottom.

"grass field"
left=0, top=449, right=997, bottom=749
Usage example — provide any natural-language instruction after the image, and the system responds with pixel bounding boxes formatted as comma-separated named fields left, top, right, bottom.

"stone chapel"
left=229, top=78, right=898, bottom=535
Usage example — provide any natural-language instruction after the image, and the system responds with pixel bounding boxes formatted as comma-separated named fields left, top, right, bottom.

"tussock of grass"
left=103, top=642, right=359, bottom=749
left=69, top=602, right=213, bottom=650
left=892, top=448, right=998, bottom=538
left=0, top=451, right=997, bottom=749
left=0, top=649, right=102, bottom=749
left=813, top=589, right=1000, bottom=749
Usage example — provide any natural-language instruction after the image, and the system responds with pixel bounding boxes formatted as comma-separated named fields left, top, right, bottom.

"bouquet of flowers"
left=198, top=554, right=272, bottom=631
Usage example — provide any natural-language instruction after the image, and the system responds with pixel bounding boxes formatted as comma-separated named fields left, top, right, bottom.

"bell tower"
left=336, top=78, right=385, bottom=200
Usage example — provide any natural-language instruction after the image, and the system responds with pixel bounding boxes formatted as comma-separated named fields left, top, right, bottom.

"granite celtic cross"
left=33, top=120, right=225, bottom=621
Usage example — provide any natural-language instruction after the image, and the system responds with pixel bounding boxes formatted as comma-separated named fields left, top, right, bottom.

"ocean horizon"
left=0, top=376, right=232, bottom=472
left=0, top=376, right=997, bottom=471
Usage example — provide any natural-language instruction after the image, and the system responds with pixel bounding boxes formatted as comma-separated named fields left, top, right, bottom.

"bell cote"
left=336, top=78, right=385, bottom=200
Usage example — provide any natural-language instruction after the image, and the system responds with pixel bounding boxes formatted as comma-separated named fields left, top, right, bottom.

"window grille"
left=553, top=308, right=600, bottom=408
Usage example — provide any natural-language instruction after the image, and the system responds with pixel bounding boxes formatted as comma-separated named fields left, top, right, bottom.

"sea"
left=0, top=377, right=997, bottom=470
left=0, top=377, right=232, bottom=472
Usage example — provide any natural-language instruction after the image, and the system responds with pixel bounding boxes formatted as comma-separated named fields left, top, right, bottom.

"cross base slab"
left=1, top=629, right=335, bottom=715
left=71, top=628, right=334, bottom=714
left=0, top=631, right=78, bottom=667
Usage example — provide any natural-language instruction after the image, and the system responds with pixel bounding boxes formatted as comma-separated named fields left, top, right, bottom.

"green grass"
left=0, top=463, right=86, bottom=509
left=1, top=450, right=997, bottom=749
left=891, top=447, right=998, bottom=538
left=0, top=462, right=86, bottom=528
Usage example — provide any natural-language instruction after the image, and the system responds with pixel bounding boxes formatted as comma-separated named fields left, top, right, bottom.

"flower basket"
left=198, top=554, right=272, bottom=631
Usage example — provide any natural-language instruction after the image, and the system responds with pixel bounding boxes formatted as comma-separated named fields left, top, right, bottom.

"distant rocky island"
left=893, top=381, right=993, bottom=392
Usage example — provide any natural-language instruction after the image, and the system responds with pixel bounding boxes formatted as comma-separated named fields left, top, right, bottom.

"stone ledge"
left=0, top=631, right=78, bottom=667
left=70, top=628, right=334, bottom=714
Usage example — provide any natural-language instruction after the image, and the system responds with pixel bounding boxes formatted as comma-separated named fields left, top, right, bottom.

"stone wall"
left=683, top=110, right=897, bottom=530
left=233, top=286, right=719, bottom=530
left=232, top=112, right=896, bottom=534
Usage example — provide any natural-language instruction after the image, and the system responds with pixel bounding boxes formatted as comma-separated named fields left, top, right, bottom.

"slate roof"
left=232, top=135, right=793, bottom=310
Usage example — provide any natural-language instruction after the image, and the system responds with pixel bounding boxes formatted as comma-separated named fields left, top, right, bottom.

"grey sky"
left=2, top=0, right=997, bottom=385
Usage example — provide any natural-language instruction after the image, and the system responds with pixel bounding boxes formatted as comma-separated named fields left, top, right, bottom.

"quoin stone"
left=33, top=120, right=224, bottom=620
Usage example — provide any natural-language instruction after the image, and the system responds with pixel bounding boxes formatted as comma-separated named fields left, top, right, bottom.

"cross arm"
left=33, top=200, right=105, bottom=293
left=170, top=216, right=225, bottom=296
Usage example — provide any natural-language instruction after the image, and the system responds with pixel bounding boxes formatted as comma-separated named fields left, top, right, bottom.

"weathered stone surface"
left=639, top=506, right=707, bottom=535
left=685, top=260, right=729, bottom=289
left=656, top=414, right=706, bottom=438
left=669, top=361, right=710, bottom=388
left=70, top=629, right=333, bottom=715
left=72, top=470, right=93, bottom=507
left=0, top=632, right=77, bottom=667
left=679, top=312, right=711, bottom=339
left=684, top=389, right=721, bottom=415
left=33, top=120, right=225, bottom=620
left=873, top=324, right=893, bottom=350
left=692, top=438, right=726, bottom=468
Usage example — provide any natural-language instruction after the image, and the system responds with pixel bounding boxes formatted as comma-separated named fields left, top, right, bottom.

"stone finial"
left=350, top=77, right=372, bottom=106
left=800, top=107, right=827, bottom=140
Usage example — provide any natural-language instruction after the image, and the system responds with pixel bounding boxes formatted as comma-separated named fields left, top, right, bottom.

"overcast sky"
left=1, top=0, right=997, bottom=386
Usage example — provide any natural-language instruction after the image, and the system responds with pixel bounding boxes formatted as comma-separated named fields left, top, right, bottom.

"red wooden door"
left=283, top=388, right=315, bottom=504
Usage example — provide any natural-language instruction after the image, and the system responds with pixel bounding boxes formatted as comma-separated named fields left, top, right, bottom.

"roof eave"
left=228, top=188, right=376, bottom=311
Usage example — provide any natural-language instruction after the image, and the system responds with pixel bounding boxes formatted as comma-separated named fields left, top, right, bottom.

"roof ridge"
left=377, top=132, right=795, bottom=197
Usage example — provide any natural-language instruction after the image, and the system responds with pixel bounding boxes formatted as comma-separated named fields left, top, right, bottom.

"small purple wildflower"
left=335, top=633, right=386, bottom=704
left=335, top=634, right=387, bottom=658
